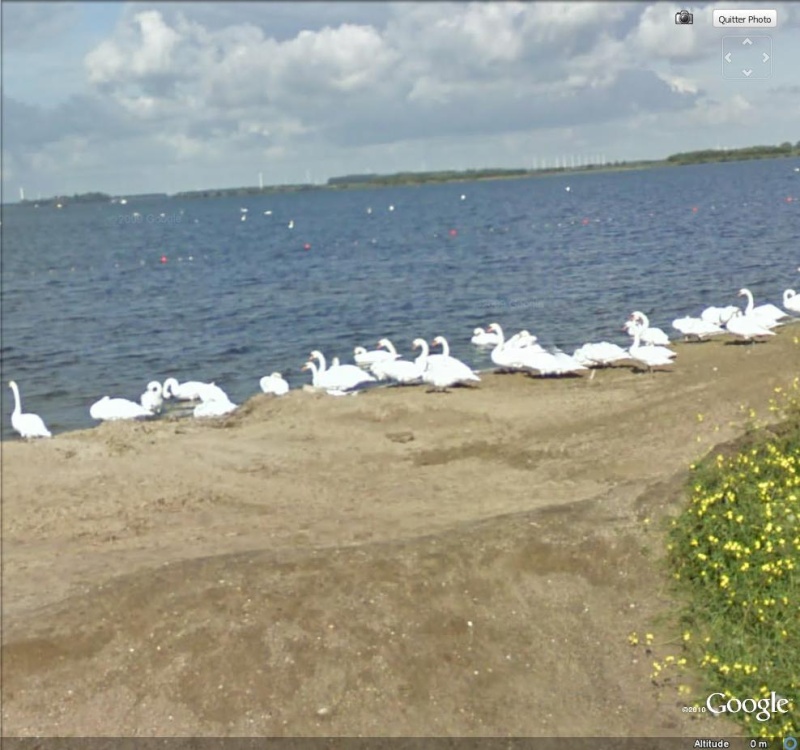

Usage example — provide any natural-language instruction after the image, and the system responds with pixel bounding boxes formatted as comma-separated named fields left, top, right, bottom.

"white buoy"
left=565, top=186, right=571, bottom=192
left=460, top=194, right=466, bottom=200
left=388, top=205, right=395, bottom=211
left=288, top=219, right=294, bottom=229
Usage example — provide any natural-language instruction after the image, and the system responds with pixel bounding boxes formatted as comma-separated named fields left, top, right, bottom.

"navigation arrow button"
left=762, top=52, right=770, bottom=63
left=743, top=69, right=753, bottom=77
left=724, top=52, right=732, bottom=62
left=743, top=38, right=753, bottom=45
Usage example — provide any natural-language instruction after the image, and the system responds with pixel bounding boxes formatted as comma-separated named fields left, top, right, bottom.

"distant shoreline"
left=6, top=143, right=799, bottom=208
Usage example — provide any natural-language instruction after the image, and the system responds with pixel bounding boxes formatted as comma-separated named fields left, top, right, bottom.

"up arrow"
left=743, top=69, right=753, bottom=77
left=762, top=52, right=770, bottom=63
left=724, top=52, right=732, bottom=62
left=743, top=38, right=753, bottom=45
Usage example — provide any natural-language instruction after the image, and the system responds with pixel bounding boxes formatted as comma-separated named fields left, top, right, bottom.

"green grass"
left=666, top=375, right=799, bottom=739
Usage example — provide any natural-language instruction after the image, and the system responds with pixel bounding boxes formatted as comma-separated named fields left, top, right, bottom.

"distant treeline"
left=667, top=141, right=800, bottom=165
left=16, top=191, right=169, bottom=207
left=10, top=141, right=799, bottom=207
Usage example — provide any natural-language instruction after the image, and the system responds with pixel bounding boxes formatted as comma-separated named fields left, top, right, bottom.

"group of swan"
left=306, top=339, right=480, bottom=392
left=671, top=288, right=793, bottom=343
left=8, top=278, right=798, bottom=438
left=89, top=376, right=239, bottom=422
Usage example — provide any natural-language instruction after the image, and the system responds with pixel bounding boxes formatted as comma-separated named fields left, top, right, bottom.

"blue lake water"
left=2, top=158, right=799, bottom=439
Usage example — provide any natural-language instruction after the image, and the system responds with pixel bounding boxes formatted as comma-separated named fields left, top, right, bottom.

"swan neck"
left=9, top=382, right=21, bottom=414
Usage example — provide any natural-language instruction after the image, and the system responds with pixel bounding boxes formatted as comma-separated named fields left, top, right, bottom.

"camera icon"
left=675, top=9, right=694, bottom=24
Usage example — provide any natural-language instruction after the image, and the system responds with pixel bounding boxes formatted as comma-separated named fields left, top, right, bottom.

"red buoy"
left=303, top=243, right=311, bottom=250
left=449, top=229, right=458, bottom=237
left=160, top=255, right=167, bottom=263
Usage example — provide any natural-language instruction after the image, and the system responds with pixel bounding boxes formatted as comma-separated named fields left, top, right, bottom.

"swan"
left=671, top=316, right=725, bottom=341
left=700, top=305, right=740, bottom=327
left=627, top=329, right=675, bottom=373
left=163, top=378, right=225, bottom=402
left=8, top=381, right=51, bottom=438
left=370, top=339, right=425, bottom=384
left=784, top=289, right=800, bottom=314
left=90, top=396, right=153, bottom=421
left=412, top=338, right=480, bottom=391
left=260, top=372, right=289, bottom=396
left=306, top=352, right=376, bottom=391
left=486, top=324, right=529, bottom=370
left=520, top=347, right=586, bottom=376
left=738, top=288, right=789, bottom=326
left=471, top=327, right=501, bottom=347
left=431, top=336, right=483, bottom=374
left=572, top=342, right=629, bottom=367
left=623, top=320, right=677, bottom=359
left=193, top=396, right=237, bottom=418
left=724, top=309, right=776, bottom=342
left=627, top=312, right=672, bottom=346
left=140, top=380, right=164, bottom=413
left=353, top=345, right=398, bottom=368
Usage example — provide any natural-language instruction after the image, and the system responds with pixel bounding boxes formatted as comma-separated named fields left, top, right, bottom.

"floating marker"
left=460, top=194, right=466, bottom=200
left=565, top=186, right=571, bottom=192
left=581, top=217, right=590, bottom=225
left=692, top=206, right=699, bottom=212
left=449, top=229, right=458, bottom=237
left=160, top=255, right=167, bottom=263
left=303, top=243, right=311, bottom=250
left=388, top=205, right=395, bottom=211
left=786, top=196, right=794, bottom=203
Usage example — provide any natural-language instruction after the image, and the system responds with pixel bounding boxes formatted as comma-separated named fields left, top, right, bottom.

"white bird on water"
left=470, top=327, right=501, bottom=347
left=260, top=372, right=289, bottom=396
left=8, top=380, right=51, bottom=438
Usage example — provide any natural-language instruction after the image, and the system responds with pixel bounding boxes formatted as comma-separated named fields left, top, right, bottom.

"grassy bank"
left=652, top=367, right=799, bottom=739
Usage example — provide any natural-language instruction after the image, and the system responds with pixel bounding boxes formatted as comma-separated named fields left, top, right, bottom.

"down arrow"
left=743, top=69, right=753, bottom=77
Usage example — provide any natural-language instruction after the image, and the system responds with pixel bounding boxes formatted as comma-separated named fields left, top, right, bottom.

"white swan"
left=193, top=396, right=237, bottom=418
left=163, top=377, right=225, bottom=402
left=784, top=289, right=800, bottom=314
left=8, top=381, right=51, bottom=438
left=260, top=372, right=289, bottom=396
left=485, top=323, right=536, bottom=371
left=700, top=305, right=740, bottom=327
left=353, top=345, right=398, bottom=367
left=738, top=288, right=789, bottom=326
left=370, top=339, right=425, bottom=384
left=307, top=351, right=376, bottom=391
left=627, top=312, right=672, bottom=346
left=520, top=347, right=586, bottom=376
left=415, top=338, right=480, bottom=391
left=628, top=329, right=675, bottom=372
left=724, top=309, right=776, bottom=342
left=572, top=342, right=629, bottom=367
left=140, top=380, right=164, bottom=413
left=471, top=327, right=501, bottom=347
left=90, top=396, right=153, bottom=421
left=671, top=316, right=725, bottom=341
left=623, top=320, right=677, bottom=359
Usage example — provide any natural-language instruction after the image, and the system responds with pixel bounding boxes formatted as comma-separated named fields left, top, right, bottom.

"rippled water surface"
left=2, top=158, right=798, bottom=438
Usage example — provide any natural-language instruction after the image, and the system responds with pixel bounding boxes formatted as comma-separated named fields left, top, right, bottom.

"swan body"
left=90, top=396, right=153, bottom=421
left=520, top=348, right=586, bottom=376
left=429, top=336, right=481, bottom=382
left=784, top=289, right=800, bottom=314
left=471, top=327, right=501, bottom=347
left=700, top=306, right=739, bottom=327
left=413, top=338, right=480, bottom=390
left=193, top=397, right=237, bottom=418
left=627, top=312, right=671, bottom=346
left=624, top=319, right=676, bottom=354
left=486, top=323, right=542, bottom=371
left=671, top=316, right=725, bottom=341
left=724, top=309, right=776, bottom=341
left=628, top=330, right=674, bottom=372
left=8, top=381, right=51, bottom=438
left=260, top=372, right=289, bottom=396
left=306, top=352, right=376, bottom=391
left=163, top=378, right=225, bottom=402
left=572, top=342, right=629, bottom=367
left=738, top=288, right=788, bottom=326
left=140, top=380, right=164, bottom=413
left=353, top=345, right=398, bottom=367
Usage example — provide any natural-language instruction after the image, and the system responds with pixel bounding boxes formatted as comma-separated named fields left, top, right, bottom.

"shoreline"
left=2, top=324, right=798, bottom=735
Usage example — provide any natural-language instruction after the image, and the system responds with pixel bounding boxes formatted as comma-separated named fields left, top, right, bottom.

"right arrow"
left=762, top=52, right=770, bottom=62
left=725, top=52, right=732, bottom=62
left=743, top=69, right=753, bottom=77
left=743, top=38, right=753, bottom=45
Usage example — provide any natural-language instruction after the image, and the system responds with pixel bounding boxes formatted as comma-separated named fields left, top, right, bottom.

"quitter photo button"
left=713, top=8, right=777, bottom=27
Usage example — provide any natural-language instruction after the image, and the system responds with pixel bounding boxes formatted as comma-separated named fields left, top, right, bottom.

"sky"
left=2, top=1, right=799, bottom=199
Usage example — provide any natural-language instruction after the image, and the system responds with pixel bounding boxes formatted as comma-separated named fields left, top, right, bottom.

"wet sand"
left=2, top=325, right=798, bottom=736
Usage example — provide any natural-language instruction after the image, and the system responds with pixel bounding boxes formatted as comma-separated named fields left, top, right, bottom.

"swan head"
left=309, top=350, right=324, bottom=360
left=377, top=338, right=391, bottom=350
left=270, top=372, right=283, bottom=379
left=473, top=327, right=484, bottom=335
left=411, top=338, right=426, bottom=350
left=431, top=335, right=445, bottom=347
left=147, top=380, right=162, bottom=394
left=354, top=346, right=367, bottom=355
left=737, top=288, right=752, bottom=298
left=486, top=322, right=501, bottom=333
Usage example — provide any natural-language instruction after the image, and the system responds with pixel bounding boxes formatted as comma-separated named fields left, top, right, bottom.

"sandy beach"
left=2, top=326, right=798, bottom=737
